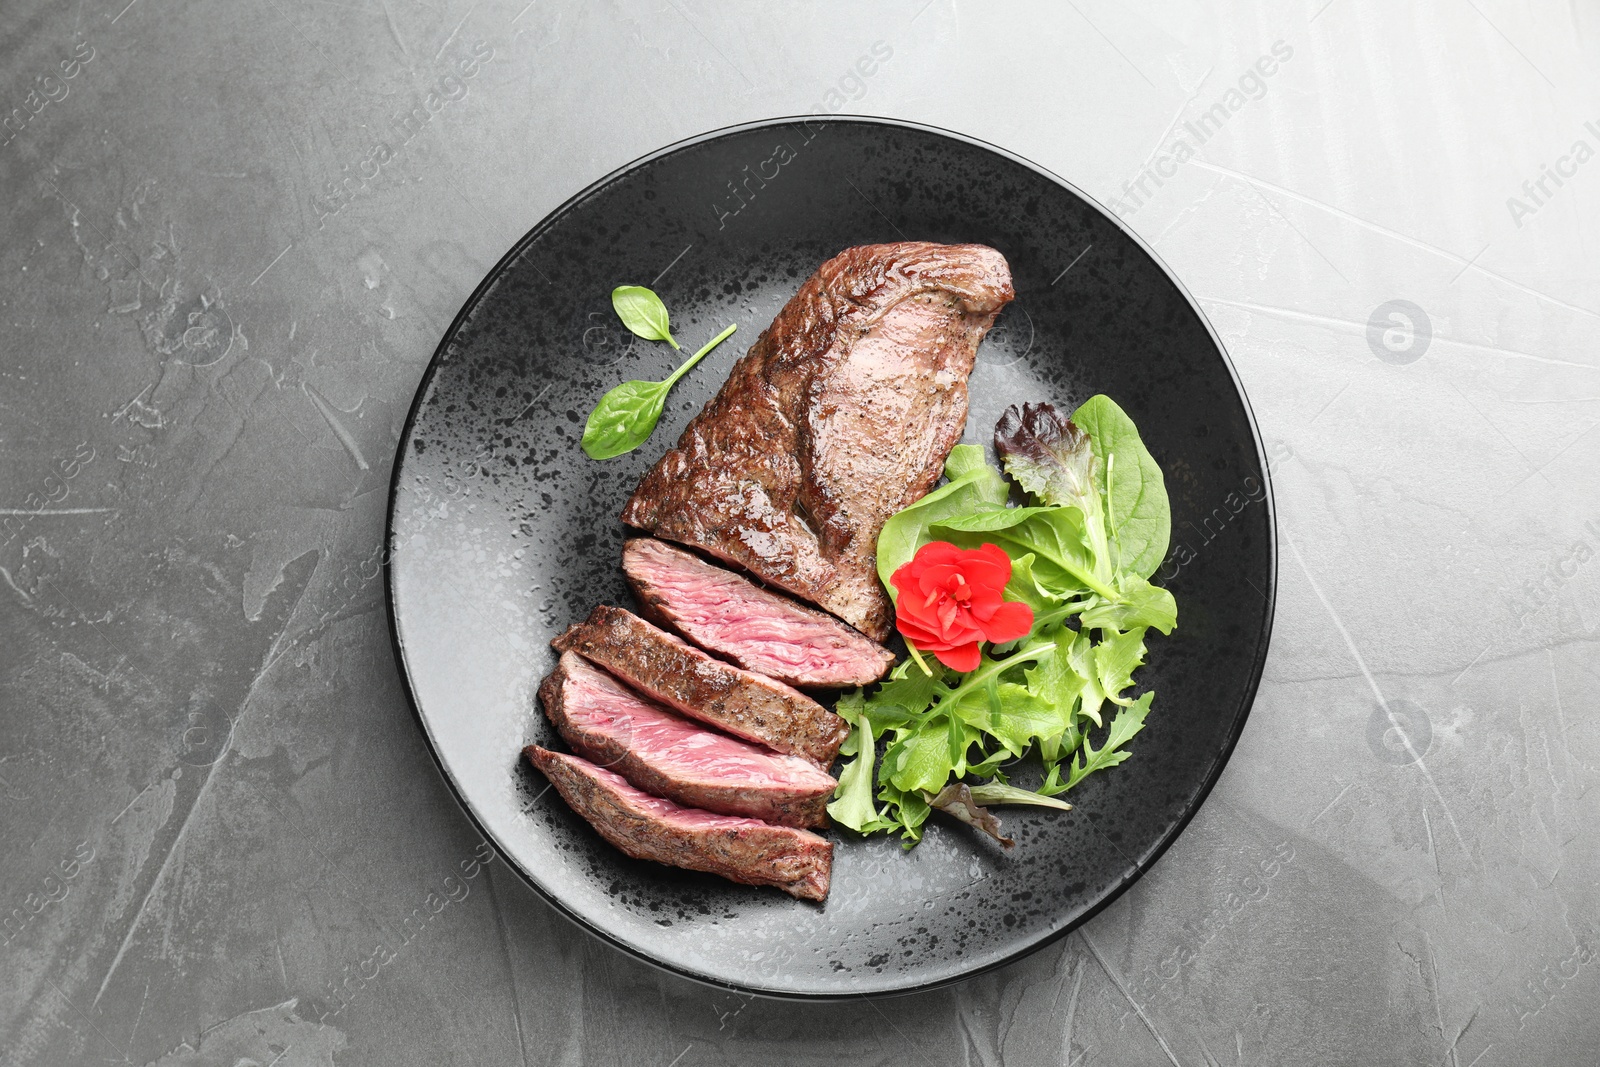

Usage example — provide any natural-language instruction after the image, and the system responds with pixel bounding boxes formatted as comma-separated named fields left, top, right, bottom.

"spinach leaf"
left=933, top=506, right=1117, bottom=601
left=580, top=322, right=737, bottom=459
left=611, top=285, right=679, bottom=348
left=1070, top=394, right=1171, bottom=580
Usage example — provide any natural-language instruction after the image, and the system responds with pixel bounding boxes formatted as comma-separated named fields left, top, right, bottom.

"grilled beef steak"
left=623, top=242, right=1014, bottom=640
left=553, top=605, right=849, bottom=768
left=525, top=746, right=833, bottom=901
left=539, top=652, right=835, bottom=828
left=623, top=537, right=893, bottom=688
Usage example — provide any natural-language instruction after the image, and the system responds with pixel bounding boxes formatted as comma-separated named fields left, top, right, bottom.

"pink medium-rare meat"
left=539, top=652, right=835, bottom=828
left=552, top=605, right=849, bottom=768
left=524, top=746, right=833, bottom=901
left=623, top=537, right=893, bottom=688
left=622, top=242, right=1015, bottom=641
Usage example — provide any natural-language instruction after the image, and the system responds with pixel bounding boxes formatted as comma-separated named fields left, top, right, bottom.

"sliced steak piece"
left=553, top=605, right=849, bottom=768
left=623, top=242, right=1015, bottom=641
left=525, top=746, right=832, bottom=901
left=539, top=652, right=835, bottom=828
left=623, top=538, right=893, bottom=688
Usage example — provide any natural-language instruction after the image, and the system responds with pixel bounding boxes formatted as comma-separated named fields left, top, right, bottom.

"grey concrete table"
left=3, top=1, right=1596, bottom=1064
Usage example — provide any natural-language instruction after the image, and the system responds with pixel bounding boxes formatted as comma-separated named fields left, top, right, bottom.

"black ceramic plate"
left=386, top=116, right=1275, bottom=998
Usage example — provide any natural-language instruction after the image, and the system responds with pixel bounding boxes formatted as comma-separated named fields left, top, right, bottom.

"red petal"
left=964, top=584, right=1004, bottom=619
left=918, top=562, right=964, bottom=590
left=889, top=559, right=922, bottom=597
left=958, top=561, right=1009, bottom=592
left=895, top=612, right=941, bottom=646
left=974, top=542, right=1014, bottom=572
left=978, top=601, right=1035, bottom=643
left=933, top=641, right=981, bottom=672
left=912, top=541, right=964, bottom=568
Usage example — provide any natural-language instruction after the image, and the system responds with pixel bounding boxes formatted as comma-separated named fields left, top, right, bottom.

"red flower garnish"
left=890, top=542, right=1035, bottom=672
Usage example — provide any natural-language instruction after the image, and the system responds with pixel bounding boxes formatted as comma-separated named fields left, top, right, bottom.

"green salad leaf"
left=875, top=444, right=1008, bottom=594
left=935, top=506, right=1116, bottom=601
left=965, top=782, right=1072, bottom=810
left=826, top=699, right=886, bottom=832
left=581, top=297, right=736, bottom=459
left=1071, top=394, right=1171, bottom=580
left=1047, top=691, right=1155, bottom=794
left=833, top=395, right=1178, bottom=845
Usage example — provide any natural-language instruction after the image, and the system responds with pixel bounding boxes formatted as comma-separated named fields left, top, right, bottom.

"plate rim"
left=383, top=113, right=1279, bottom=1000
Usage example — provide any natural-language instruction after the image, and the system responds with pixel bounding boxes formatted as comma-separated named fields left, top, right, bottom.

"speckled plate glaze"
left=385, top=116, right=1276, bottom=998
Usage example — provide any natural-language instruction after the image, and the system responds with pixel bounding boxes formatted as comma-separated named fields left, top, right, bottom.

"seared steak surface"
left=623, top=242, right=1014, bottom=640
left=624, top=538, right=893, bottom=688
left=525, top=746, right=832, bottom=901
left=552, top=605, right=849, bottom=767
left=539, top=652, right=834, bottom=828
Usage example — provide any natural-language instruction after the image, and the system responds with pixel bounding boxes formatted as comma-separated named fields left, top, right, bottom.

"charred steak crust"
left=538, top=652, right=834, bottom=828
left=623, top=537, right=894, bottom=688
left=552, top=605, right=849, bottom=767
left=525, top=746, right=833, bottom=901
left=622, top=242, right=1014, bottom=640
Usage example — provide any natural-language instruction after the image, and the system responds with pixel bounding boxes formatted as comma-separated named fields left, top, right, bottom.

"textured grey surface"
left=1, top=1, right=1596, bottom=1064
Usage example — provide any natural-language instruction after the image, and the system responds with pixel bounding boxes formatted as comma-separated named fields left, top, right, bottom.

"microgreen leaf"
left=611, top=285, right=679, bottom=349
left=580, top=321, right=736, bottom=460
left=993, top=402, right=1098, bottom=511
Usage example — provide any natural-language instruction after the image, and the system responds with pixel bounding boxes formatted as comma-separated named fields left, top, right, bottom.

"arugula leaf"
left=876, top=444, right=1008, bottom=593
left=879, top=782, right=932, bottom=844
left=611, top=285, right=679, bottom=349
left=1061, top=691, right=1155, bottom=791
left=1071, top=395, right=1171, bottom=580
left=948, top=681, right=1058, bottom=756
left=1067, top=632, right=1107, bottom=727
left=581, top=322, right=736, bottom=459
left=1022, top=625, right=1087, bottom=760
left=870, top=658, right=947, bottom=722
